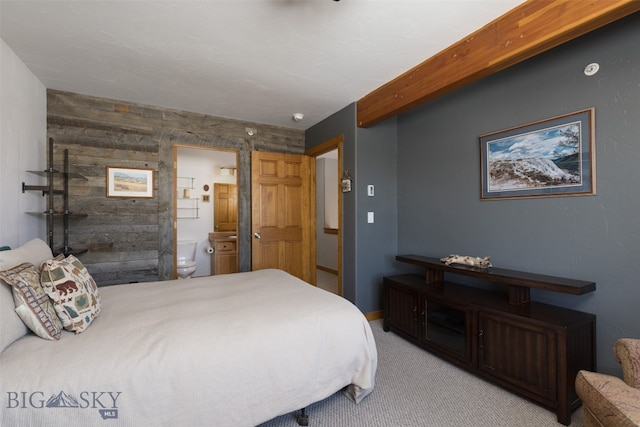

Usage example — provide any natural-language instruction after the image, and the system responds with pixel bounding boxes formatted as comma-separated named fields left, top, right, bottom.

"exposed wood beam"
left=357, top=0, right=640, bottom=128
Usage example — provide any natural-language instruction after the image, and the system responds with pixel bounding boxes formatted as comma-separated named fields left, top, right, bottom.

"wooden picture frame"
left=480, top=108, right=596, bottom=200
left=106, top=167, right=154, bottom=198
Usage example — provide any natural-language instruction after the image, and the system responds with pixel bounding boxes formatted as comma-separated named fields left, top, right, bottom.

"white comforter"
left=0, top=269, right=377, bottom=426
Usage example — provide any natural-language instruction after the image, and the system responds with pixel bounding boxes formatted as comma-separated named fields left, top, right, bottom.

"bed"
left=0, top=239, right=377, bottom=426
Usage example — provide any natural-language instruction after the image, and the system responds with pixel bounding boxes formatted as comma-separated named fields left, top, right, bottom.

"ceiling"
left=0, top=0, right=523, bottom=130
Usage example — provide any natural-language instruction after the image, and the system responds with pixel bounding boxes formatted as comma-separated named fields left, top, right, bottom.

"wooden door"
left=251, top=151, right=312, bottom=282
left=214, top=183, right=237, bottom=232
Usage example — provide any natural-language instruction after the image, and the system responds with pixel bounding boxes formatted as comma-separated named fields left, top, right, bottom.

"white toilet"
left=177, top=240, right=198, bottom=279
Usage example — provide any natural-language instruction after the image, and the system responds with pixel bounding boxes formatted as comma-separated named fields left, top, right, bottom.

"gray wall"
left=396, top=13, right=640, bottom=374
left=306, top=104, right=398, bottom=313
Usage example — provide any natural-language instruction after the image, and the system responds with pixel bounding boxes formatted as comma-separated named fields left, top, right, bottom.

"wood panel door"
left=251, top=151, right=313, bottom=282
left=214, top=183, right=237, bottom=232
left=478, top=311, right=556, bottom=401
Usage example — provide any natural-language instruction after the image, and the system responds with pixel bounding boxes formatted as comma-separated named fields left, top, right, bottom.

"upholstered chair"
left=576, top=338, right=640, bottom=426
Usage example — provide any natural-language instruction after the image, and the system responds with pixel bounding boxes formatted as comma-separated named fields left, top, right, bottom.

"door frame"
left=305, top=134, right=344, bottom=296
left=173, top=144, right=240, bottom=278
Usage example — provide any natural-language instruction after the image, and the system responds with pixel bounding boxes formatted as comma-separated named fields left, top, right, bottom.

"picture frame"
left=480, top=108, right=595, bottom=200
left=106, top=167, right=154, bottom=198
left=341, top=178, right=352, bottom=193
left=341, top=170, right=353, bottom=193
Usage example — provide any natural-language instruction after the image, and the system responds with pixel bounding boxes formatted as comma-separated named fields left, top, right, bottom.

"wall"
left=306, top=103, right=398, bottom=313
left=0, top=39, right=47, bottom=247
left=396, top=13, right=640, bottom=374
left=47, top=90, right=304, bottom=285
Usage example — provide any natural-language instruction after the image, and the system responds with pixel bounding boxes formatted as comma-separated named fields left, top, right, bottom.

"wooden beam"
left=357, top=0, right=640, bottom=128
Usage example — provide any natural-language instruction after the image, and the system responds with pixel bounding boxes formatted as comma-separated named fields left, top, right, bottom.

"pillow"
left=0, top=238, right=54, bottom=270
left=0, top=239, right=54, bottom=352
left=0, top=263, right=63, bottom=340
left=41, top=255, right=101, bottom=334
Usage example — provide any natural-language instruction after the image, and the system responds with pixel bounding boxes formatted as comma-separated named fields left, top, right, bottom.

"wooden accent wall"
left=47, top=90, right=304, bottom=286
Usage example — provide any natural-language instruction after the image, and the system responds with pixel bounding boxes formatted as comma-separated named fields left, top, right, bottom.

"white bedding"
left=1, top=269, right=377, bottom=426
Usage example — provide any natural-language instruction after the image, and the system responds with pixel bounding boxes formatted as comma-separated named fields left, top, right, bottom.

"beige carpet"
left=259, top=319, right=584, bottom=427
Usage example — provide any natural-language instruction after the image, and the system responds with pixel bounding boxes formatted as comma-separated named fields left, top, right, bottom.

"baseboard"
left=365, top=310, right=383, bottom=321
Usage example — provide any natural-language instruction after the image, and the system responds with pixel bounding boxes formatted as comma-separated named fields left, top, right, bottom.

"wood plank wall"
left=46, top=90, right=304, bottom=286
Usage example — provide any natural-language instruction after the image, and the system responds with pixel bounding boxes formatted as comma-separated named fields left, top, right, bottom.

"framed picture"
left=480, top=108, right=595, bottom=200
left=341, top=170, right=353, bottom=193
left=106, top=167, right=154, bottom=198
left=341, top=178, right=352, bottom=193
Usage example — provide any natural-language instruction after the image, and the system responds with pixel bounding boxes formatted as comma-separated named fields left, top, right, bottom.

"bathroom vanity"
left=209, top=232, right=238, bottom=275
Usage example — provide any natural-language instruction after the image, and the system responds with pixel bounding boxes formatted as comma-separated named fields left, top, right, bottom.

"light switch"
left=367, top=185, right=374, bottom=197
left=367, top=212, right=374, bottom=223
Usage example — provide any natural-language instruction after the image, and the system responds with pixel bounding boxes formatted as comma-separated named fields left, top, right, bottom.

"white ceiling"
left=1, top=0, right=523, bottom=130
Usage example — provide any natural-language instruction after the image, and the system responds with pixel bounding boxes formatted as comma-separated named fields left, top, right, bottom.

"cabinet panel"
left=384, top=280, right=419, bottom=339
left=422, top=299, right=471, bottom=364
left=216, top=252, right=238, bottom=275
left=213, top=240, right=238, bottom=275
left=478, top=312, right=556, bottom=401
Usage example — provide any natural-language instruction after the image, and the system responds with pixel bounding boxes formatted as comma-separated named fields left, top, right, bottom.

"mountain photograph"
left=486, top=120, right=582, bottom=192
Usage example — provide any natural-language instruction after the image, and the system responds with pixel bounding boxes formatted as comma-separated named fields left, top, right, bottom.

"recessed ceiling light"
left=292, top=113, right=304, bottom=122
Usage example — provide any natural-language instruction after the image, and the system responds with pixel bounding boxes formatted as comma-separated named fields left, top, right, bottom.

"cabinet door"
left=214, top=241, right=238, bottom=275
left=478, top=312, right=556, bottom=401
left=383, top=280, right=420, bottom=339
left=421, top=298, right=471, bottom=365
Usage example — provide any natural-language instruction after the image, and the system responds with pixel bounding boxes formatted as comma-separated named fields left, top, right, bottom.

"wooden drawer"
left=215, top=241, right=236, bottom=252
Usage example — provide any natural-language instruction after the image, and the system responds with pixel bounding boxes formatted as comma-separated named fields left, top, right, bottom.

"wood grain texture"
left=47, top=90, right=304, bottom=285
left=357, top=0, right=640, bottom=127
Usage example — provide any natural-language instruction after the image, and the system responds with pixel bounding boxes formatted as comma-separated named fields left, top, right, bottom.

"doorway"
left=305, top=135, right=344, bottom=296
left=174, top=145, right=238, bottom=278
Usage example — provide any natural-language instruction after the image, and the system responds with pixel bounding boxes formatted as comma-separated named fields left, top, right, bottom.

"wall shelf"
left=22, top=138, right=88, bottom=256
left=176, top=177, right=199, bottom=218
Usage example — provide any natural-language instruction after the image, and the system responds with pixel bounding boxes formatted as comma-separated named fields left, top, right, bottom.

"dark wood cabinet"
left=383, top=255, right=596, bottom=425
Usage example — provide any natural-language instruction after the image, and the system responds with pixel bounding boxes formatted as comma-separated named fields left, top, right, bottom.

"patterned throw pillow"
left=41, top=255, right=101, bottom=334
left=0, top=262, right=63, bottom=340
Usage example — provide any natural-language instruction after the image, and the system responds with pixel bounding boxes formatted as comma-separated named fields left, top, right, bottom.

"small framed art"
left=106, top=167, right=154, bottom=198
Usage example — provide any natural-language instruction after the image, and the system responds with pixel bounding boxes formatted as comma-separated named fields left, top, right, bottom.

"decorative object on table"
left=479, top=108, right=595, bottom=200
left=440, top=254, right=492, bottom=269
left=341, top=170, right=353, bottom=193
left=106, top=166, right=154, bottom=198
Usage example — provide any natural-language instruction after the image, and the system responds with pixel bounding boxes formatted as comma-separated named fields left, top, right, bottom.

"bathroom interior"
left=176, top=146, right=238, bottom=279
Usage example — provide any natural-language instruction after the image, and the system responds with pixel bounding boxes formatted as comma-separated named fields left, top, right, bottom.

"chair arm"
left=615, top=339, right=640, bottom=389
left=576, top=370, right=640, bottom=427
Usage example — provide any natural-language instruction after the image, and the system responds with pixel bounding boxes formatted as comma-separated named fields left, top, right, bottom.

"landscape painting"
left=480, top=109, right=595, bottom=200
left=107, top=167, right=154, bottom=198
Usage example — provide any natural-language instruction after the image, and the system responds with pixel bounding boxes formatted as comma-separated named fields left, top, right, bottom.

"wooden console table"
left=383, top=255, right=596, bottom=425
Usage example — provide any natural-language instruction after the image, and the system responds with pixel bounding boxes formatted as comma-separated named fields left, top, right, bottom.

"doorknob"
left=254, top=232, right=261, bottom=239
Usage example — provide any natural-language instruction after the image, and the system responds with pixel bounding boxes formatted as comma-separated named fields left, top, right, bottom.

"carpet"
left=258, top=319, right=583, bottom=426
